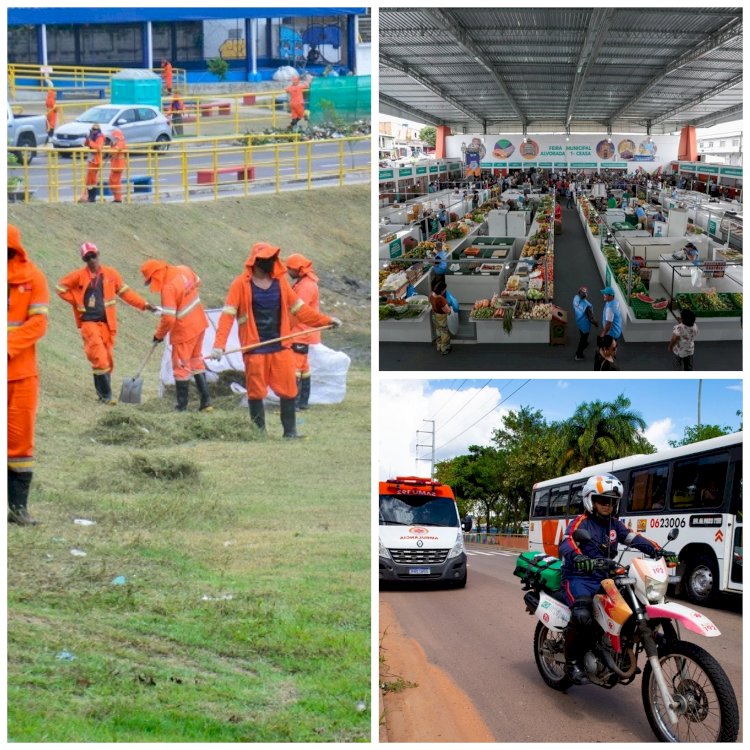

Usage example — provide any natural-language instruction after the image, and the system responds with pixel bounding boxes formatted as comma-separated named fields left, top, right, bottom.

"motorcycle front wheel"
left=642, top=640, right=739, bottom=742
left=533, top=621, right=572, bottom=691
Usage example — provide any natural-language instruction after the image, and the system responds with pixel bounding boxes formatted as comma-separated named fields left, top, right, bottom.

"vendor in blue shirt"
left=600, top=286, right=622, bottom=341
left=635, top=204, right=647, bottom=229
left=432, top=241, right=448, bottom=276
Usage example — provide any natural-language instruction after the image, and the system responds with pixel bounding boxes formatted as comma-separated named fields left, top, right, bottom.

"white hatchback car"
left=51, top=104, right=172, bottom=152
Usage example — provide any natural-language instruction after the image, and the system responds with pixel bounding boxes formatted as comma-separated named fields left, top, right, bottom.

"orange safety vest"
left=145, top=262, right=208, bottom=344
left=8, top=231, right=50, bottom=382
left=85, top=131, right=106, bottom=167
left=56, top=265, right=147, bottom=332
left=214, top=243, right=332, bottom=352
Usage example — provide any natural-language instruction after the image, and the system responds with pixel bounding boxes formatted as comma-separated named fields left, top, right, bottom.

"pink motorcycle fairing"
left=645, top=601, right=721, bottom=637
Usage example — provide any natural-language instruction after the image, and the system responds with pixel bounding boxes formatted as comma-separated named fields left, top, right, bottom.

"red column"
left=436, top=125, right=452, bottom=158
left=677, top=126, right=697, bottom=162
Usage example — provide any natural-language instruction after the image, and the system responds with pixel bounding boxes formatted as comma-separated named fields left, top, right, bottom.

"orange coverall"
left=214, top=243, right=332, bottom=399
left=287, top=255, right=322, bottom=380
left=108, top=129, right=127, bottom=202
left=142, top=260, right=209, bottom=381
left=285, top=79, right=308, bottom=121
left=45, top=88, right=58, bottom=133
left=56, top=265, right=148, bottom=375
left=8, top=225, right=50, bottom=475
left=162, top=61, right=173, bottom=93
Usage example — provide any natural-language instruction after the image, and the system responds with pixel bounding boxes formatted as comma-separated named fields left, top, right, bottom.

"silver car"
left=51, top=104, right=171, bottom=152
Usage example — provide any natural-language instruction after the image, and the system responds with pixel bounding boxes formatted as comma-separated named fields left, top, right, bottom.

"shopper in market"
left=668, top=309, right=698, bottom=371
left=429, top=276, right=452, bottom=356
left=600, top=286, right=622, bottom=343
left=594, top=334, right=619, bottom=371
left=635, top=203, right=647, bottom=230
left=572, top=286, right=598, bottom=361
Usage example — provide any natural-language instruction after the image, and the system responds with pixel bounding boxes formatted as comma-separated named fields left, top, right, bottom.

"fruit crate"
left=629, top=299, right=652, bottom=320
left=674, top=293, right=738, bottom=318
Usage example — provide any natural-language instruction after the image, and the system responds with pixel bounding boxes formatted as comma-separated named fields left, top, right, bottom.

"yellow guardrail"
left=7, top=134, right=371, bottom=205
left=8, top=63, right=186, bottom=97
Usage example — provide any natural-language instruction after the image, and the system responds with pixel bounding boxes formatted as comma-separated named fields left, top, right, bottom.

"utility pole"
left=698, top=379, right=702, bottom=426
left=416, top=420, right=436, bottom=478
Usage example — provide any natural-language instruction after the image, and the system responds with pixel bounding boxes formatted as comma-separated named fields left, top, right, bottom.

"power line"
left=429, top=379, right=467, bottom=420
left=437, top=379, right=492, bottom=431
left=435, top=380, right=531, bottom=452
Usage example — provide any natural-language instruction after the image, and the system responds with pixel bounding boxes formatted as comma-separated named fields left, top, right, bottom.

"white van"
left=379, top=476, right=467, bottom=588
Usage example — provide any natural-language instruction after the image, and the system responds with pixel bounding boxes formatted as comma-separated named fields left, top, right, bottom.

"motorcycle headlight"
left=379, top=539, right=391, bottom=560
left=446, top=533, right=465, bottom=560
left=645, top=575, right=669, bottom=603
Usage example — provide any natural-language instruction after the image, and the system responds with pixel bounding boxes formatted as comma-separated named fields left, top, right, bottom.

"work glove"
left=573, top=555, right=595, bottom=573
left=660, top=550, right=679, bottom=565
left=210, top=347, right=224, bottom=360
left=330, top=317, right=343, bottom=329
left=152, top=336, right=163, bottom=344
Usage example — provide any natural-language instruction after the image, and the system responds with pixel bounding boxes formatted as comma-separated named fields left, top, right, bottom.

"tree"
left=491, top=406, right=557, bottom=531
left=207, top=57, right=228, bottom=81
left=668, top=423, right=734, bottom=448
left=419, top=126, right=437, bottom=148
left=554, top=394, right=654, bottom=475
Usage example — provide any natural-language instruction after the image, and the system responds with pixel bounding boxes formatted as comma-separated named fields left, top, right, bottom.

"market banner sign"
left=601, top=161, right=628, bottom=169
left=679, top=163, right=697, bottom=172
left=398, top=168, right=413, bottom=178
left=697, top=166, right=720, bottom=175
left=508, top=161, right=523, bottom=168
left=429, top=165, right=439, bottom=173
left=389, top=238, right=403, bottom=258
left=571, top=162, right=598, bottom=168
left=720, top=166, right=742, bottom=177
left=439, top=164, right=447, bottom=172
left=379, top=169, right=394, bottom=180
left=415, top=166, right=427, bottom=175
left=707, top=218, right=719, bottom=236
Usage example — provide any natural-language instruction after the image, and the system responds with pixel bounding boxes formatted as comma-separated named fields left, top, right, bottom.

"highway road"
left=380, top=542, right=742, bottom=743
left=19, top=140, right=370, bottom=203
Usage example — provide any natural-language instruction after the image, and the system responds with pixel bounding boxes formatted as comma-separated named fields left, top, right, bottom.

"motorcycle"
left=516, top=528, right=739, bottom=742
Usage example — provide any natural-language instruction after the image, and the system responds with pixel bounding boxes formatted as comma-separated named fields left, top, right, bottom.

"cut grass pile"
left=8, top=188, right=371, bottom=742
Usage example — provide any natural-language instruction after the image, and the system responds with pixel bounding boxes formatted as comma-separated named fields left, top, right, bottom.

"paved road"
left=21, top=140, right=370, bottom=203
left=380, top=543, right=742, bottom=742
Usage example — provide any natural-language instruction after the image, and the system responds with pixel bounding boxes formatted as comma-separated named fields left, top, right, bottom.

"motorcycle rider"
left=558, top=474, right=678, bottom=684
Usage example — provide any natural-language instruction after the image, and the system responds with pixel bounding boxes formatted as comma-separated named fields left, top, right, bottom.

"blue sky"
left=378, top=379, right=742, bottom=479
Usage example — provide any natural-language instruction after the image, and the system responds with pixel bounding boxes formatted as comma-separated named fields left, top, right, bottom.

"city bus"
left=528, top=433, right=742, bottom=605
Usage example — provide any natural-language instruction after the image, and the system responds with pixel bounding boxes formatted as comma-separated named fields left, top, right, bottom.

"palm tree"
left=554, top=394, right=654, bottom=474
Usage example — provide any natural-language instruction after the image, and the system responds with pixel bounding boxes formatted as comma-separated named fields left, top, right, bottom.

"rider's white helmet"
left=582, top=473, right=623, bottom=514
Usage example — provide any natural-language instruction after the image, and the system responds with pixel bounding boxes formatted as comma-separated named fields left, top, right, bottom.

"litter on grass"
left=70, top=549, right=87, bottom=557
left=56, top=650, right=76, bottom=661
left=201, top=594, right=234, bottom=601
left=111, top=576, right=127, bottom=586
left=73, top=518, right=96, bottom=526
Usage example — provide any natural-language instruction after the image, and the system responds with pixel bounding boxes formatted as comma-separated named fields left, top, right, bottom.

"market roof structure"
left=379, top=7, right=742, bottom=134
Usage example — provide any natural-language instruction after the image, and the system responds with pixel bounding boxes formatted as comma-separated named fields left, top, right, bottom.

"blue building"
left=8, top=7, right=367, bottom=82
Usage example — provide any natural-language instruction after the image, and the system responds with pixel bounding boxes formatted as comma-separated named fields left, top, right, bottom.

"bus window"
left=627, top=464, right=668, bottom=512
left=729, top=459, right=742, bottom=520
left=531, top=489, right=549, bottom=518
left=671, top=452, right=729, bottom=510
left=569, top=482, right=584, bottom=516
left=549, top=486, right=569, bottom=517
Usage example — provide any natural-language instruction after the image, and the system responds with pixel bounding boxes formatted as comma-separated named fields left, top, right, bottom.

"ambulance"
left=378, top=476, right=467, bottom=587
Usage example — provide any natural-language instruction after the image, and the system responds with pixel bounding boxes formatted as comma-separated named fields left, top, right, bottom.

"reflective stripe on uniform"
left=161, top=306, right=177, bottom=316
left=104, top=300, right=116, bottom=307
left=8, top=456, right=34, bottom=472
left=624, top=531, right=637, bottom=544
left=290, top=299, right=303, bottom=315
left=222, top=305, right=237, bottom=316
left=237, top=315, right=248, bottom=325
left=176, top=296, right=201, bottom=319
left=119, top=284, right=130, bottom=294
left=55, top=284, right=69, bottom=293
left=28, top=304, right=49, bottom=316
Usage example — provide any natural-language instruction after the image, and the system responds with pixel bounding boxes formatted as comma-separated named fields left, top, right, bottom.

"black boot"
left=93, top=373, right=107, bottom=401
left=248, top=399, right=266, bottom=433
left=564, top=621, right=590, bottom=684
left=193, top=373, right=214, bottom=412
left=296, top=377, right=311, bottom=410
left=8, top=470, right=39, bottom=525
left=280, top=397, right=305, bottom=439
left=87, top=188, right=97, bottom=203
left=175, top=380, right=190, bottom=411
left=101, top=373, right=116, bottom=404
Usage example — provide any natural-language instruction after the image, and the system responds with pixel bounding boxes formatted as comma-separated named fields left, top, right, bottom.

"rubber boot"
left=175, top=380, right=190, bottom=411
left=296, top=377, right=311, bottom=410
left=280, top=397, right=305, bottom=439
left=8, top=470, right=39, bottom=525
left=100, top=373, right=116, bottom=405
left=93, top=374, right=107, bottom=401
left=193, top=373, right=214, bottom=412
left=87, top=188, right=97, bottom=204
left=248, top=399, right=266, bottom=433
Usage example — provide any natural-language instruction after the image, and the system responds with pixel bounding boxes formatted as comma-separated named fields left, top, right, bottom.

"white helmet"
left=582, top=473, right=623, bottom=514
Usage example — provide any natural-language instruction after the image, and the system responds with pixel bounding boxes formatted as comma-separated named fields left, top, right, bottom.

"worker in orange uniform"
left=45, top=85, right=58, bottom=137
left=80, top=123, right=105, bottom=203
left=8, top=224, right=50, bottom=525
left=108, top=128, right=128, bottom=203
left=161, top=59, right=173, bottom=95
left=285, top=253, right=323, bottom=411
left=141, top=259, right=213, bottom=413
left=57, top=242, right=157, bottom=404
left=285, top=75, right=308, bottom=130
left=209, top=242, right=341, bottom=438
left=167, top=91, right=184, bottom=136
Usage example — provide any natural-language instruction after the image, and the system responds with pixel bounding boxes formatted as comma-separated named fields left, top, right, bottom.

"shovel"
left=206, top=325, right=333, bottom=359
left=119, top=341, right=160, bottom=404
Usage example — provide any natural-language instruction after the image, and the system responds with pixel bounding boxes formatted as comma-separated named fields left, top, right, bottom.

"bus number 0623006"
left=649, top=517, right=687, bottom=529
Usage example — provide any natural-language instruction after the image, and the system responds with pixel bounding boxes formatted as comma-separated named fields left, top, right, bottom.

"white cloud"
left=726, top=384, right=743, bottom=392
left=557, top=381, right=569, bottom=389
left=378, top=381, right=506, bottom=479
left=642, top=418, right=676, bottom=452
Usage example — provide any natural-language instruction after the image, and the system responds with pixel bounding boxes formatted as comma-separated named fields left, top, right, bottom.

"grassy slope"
left=7, top=186, right=372, bottom=742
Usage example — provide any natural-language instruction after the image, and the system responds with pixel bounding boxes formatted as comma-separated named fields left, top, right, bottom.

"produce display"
left=403, top=241, right=436, bottom=259
left=379, top=297, right=429, bottom=321
left=675, top=291, right=739, bottom=316
left=433, top=222, right=470, bottom=242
